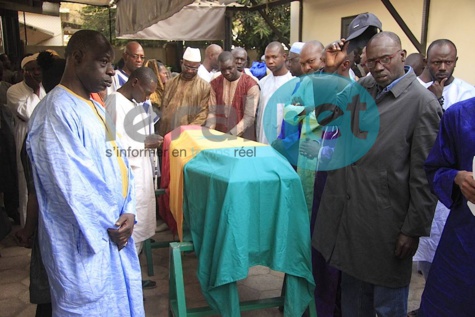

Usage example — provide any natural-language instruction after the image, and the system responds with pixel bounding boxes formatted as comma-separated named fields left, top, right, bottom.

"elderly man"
left=309, top=32, right=442, bottom=316
left=198, top=44, right=223, bottom=82
left=158, top=47, right=210, bottom=137
left=256, top=41, right=294, bottom=144
left=7, top=53, right=46, bottom=226
left=111, top=41, right=145, bottom=91
left=206, top=51, right=259, bottom=140
left=27, top=30, right=144, bottom=316
left=286, top=42, right=305, bottom=77
left=231, top=47, right=257, bottom=81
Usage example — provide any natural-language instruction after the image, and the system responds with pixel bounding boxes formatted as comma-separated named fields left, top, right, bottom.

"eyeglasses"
left=182, top=63, right=200, bottom=71
left=126, top=52, right=145, bottom=60
left=366, top=50, right=401, bottom=69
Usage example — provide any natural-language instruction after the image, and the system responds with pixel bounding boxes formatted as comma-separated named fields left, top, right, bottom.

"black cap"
left=346, top=13, right=382, bottom=41
left=346, top=13, right=382, bottom=53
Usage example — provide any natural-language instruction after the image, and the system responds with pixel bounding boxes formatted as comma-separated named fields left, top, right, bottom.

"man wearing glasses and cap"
left=7, top=53, right=45, bottom=226
left=158, top=47, right=210, bottom=137
left=311, top=31, right=442, bottom=316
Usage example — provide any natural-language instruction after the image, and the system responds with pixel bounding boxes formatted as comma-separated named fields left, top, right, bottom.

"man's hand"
left=428, top=77, right=447, bottom=99
left=24, top=71, right=41, bottom=95
left=144, top=134, right=163, bottom=149
left=454, top=170, right=475, bottom=204
left=299, top=139, right=320, bottom=159
left=107, top=213, right=135, bottom=250
left=394, top=233, right=419, bottom=259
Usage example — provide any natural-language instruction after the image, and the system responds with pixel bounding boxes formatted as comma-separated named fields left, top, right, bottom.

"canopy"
left=115, top=0, right=194, bottom=37
left=117, top=2, right=226, bottom=40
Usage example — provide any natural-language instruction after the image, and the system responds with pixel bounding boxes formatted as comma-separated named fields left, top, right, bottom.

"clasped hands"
left=107, top=213, right=135, bottom=251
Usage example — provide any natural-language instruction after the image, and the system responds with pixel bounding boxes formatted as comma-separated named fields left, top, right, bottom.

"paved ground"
left=0, top=225, right=425, bottom=316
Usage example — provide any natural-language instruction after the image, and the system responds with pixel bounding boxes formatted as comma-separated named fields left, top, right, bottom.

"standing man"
left=312, top=32, right=442, bottom=316
left=106, top=67, right=159, bottom=257
left=7, top=53, right=46, bottom=226
left=299, top=40, right=325, bottom=75
left=158, top=47, right=210, bottom=137
left=206, top=51, right=259, bottom=140
left=111, top=41, right=145, bottom=91
left=231, top=47, right=256, bottom=79
left=286, top=42, right=305, bottom=77
left=256, top=41, right=294, bottom=144
left=198, top=44, right=223, bottom=82
left=405, top=53, right=426, bottom=76
left=27, top=30, right=144, bottom=316
left=419, top=96, right=475, bottom=316
left=412, top=39, right=475, bottom=315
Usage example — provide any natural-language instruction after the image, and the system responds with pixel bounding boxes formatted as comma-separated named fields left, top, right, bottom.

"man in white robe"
left=106, top=67, right=159, bottom=255
left=256, top=42, right=294, bottom=144
left=7, top=53, right=46, bottom=226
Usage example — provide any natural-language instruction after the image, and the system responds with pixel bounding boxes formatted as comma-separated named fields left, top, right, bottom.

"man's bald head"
left=300, top=40, right=324, bottom=74
left=62, top=29, right=115, bottom=98
left=122, top=41, right=145, bottom=75
left=232, top=47, right=248, bottom=72
left=366, top=31, right=406, bottom=87
left=405, top=53, right=426, bottom=76
left=266, top=42, right=286, bottom=56
left=205, top=44, right=223, bottom=71
left=264, top=42, right=287, bottom=76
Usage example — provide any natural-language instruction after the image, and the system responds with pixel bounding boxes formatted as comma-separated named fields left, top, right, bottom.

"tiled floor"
left=0, top=225, right=425, bottom=317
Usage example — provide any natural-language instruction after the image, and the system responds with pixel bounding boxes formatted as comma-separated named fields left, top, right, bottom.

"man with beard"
left=158, top=47, right=210, bottom=136
left=206, top=51, right=259, bottom=140
left=27, top=30, right=144, bottom=317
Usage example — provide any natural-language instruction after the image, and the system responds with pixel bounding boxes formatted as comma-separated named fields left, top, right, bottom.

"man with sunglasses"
left=311, top=31, right=442, bottom=316
left=158, top=47, right=210, bottom=137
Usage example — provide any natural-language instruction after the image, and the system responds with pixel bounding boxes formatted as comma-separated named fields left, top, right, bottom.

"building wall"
left=298, top=0, right=475, bottom=84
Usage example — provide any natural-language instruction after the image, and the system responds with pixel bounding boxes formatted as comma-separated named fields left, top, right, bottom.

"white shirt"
left=256, top=71, right=294, bottom=144
left=105, top=92, right=156, bottom=243
left=197, top=64, right=216, bottom=82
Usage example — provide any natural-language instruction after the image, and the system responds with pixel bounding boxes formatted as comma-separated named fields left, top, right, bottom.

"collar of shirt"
left=376, top=66, right=412, bottom=100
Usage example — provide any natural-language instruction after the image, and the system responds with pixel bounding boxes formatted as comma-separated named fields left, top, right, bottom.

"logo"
left=262, top=73, right=379, bottom=171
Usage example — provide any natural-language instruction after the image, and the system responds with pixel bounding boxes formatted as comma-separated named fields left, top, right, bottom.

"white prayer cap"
left=21, top=53, right=39, bottom=69
left=290, top=42, right=305, bottom=55
left=183, top=47, right=201, bottom=63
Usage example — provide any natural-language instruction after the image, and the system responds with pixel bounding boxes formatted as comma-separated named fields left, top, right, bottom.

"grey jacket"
left=313, top=69, right=442, bottom=287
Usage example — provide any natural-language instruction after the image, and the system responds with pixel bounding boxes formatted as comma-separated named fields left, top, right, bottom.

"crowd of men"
left=1, top=10, right=475, bottom=317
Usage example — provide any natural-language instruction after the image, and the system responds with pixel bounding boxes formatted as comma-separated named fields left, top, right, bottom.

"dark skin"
left=327, top=35, right=418, bottom=258
left=117, top=77, right=163, bottom=148
left=23, top=60, right=42, bottom=96
left=454, top=171, right=475, bottom=204
left=61, top=36, right=133, bottom=250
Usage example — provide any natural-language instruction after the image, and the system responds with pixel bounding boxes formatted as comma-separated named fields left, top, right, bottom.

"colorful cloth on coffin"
left=162, top=126, right=264, bottom=240
left=183, top=145, right=315, bottom=316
